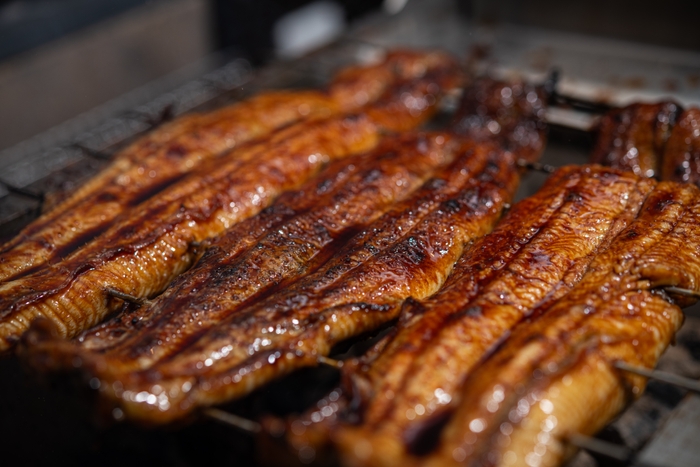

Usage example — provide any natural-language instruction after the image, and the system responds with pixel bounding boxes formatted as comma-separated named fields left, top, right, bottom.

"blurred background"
left=1, top=0, right=699, bottom=155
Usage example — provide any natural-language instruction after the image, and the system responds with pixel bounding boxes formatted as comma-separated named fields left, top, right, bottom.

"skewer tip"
left=317, top=355, right=344, bottom=369
left=203, top=407, right=262, bottom=433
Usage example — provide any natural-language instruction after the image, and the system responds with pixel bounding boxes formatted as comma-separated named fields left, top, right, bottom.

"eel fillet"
left=451, top=77, right=549, bottom=163
left=0, top=49, right=460, bottom=282
left=0, top=58, right=462, bottom=352
left=590, top=102, right=682, bottom=178
left=424, top=180, right=700, bottom=467
left=24, top=135, right=518, bottom=425
left=660, top=108, right=700, bottom=185
left=332, top=166, right=654, bottom=467
left=27, top=131, right=463, bottom=373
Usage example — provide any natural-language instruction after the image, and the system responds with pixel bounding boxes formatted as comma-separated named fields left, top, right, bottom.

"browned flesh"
left=22, top=136, right=518, bottom=425
left=0, top=49, right=461, bottom=283
left=331, top=166, right=654, bottom=467
left=29, top=132, right=461, bottom=367
left=450, top=77, right=549, bottom=162
left=590, top=102, right=683, bottom=178
left=423, top=181, right=700, bottom=467
left=0, top=60, right=462, bottom=353
left=660, top=108, right=700, bottom=185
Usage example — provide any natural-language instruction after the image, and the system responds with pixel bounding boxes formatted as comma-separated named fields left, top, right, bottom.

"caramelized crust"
left=0, top=49, right=462, bottom=283
left=23, top=138, right=518, bottom=424
left=451, top=77, right=549, bottom=162
left=330, top=50, right=463, bottom=112
left=0, top=115, right=374, bottom=348
left=332, top=166, right=654, bottom=467
left=0, top=62, right=461, bottom=353
left=32, top=132, right=461, bottom=371
left=426, top=181, right=700, bottom=467
left=660, top=108, right=700, bottom=185
left=590, top=102, right=683, bottom=178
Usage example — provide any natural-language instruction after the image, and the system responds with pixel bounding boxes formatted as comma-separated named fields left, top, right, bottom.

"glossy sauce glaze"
left=451, top=77, right=549, bottom=162
left=24, top=136, right=518, bottom=425
left=660, top=108, right=700, bottom=185
left=424, top=181, right=700, bottom=467
left=332, top=166, right=654, bottom=467
left=0, top=59, right=462, bottom=352
left=0, top=50, right=460, bottom=283
left=29, top=132, right=462, bottom=370
left=591, top=102, right=682, bottom=178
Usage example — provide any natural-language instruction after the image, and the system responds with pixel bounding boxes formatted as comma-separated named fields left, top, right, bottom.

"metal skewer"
left=664, top=286, right=700, bottom=300
left=615, top=361, right=700, bottom=394
left=317, top=355, right=344, bottom=369
left=516, top=159, right=557, bottom=174
left=568, top=433, right=632, bottom=462
left=105, top=287, right=148, bottom=306
left=203, top=407, right=262, bottom=433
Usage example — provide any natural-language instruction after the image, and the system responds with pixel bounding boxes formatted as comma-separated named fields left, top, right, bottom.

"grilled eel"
left=451, top=77, right=549, bottom=163
left=0, top=49, right=459, bottom=283
left=590, top=102, right=682, bottom=178
left=0, top=61, right=462, bottom=353
left=660, top=108, right=700, bottom=184
left=330, top=166, right=654, bottom=467
left=23, top=135, right=518, bottom=425
left=27, top=131, right=462, bottom=369
left=424, top=180, right=700, bottom=467
left=274, top=166, right=651, bottom=466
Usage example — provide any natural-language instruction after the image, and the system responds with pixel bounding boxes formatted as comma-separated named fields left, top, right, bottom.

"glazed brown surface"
left=32, top=132, right=461, bottom=366
left=451, top=77, right=549, bottom=162
left=333, top=166, right=654, bottom=467
left=425, top=181, right=700, bottom=467
left=591, top=102, right=682, bottom=178
left=0, top=58, right=461, bottom=352
left=0, top=50, right=460, bottom=283
left=660, top=108, right=700, bottom=185
left=23, top=135, right=518, bottom=424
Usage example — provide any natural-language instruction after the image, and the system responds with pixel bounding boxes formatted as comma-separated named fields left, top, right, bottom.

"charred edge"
left=403, top=409, right=454, bottom=456
left=5, top=224, right=110, bottom=282
left=126, top=171, right=193, bottom=207
left=0, top=261, right=99, bottom=321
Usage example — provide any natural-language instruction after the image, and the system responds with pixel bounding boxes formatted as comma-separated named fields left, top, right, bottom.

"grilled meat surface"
left=0, top=59, right=462, bottom=352
left=0, top=50, right=459, bottom=283
left=30, top=131, right=462, bottom=365
left=451, top=77, right=549, bottom=163
left=426, top=180, right=700, bottom=467
left=590, top=102, right=682, bottom=178
left=660, top=108, right=700, bottom=185
left=332, top=166, right=654, bottom=467
left=24, top=134, right=518, bottom=424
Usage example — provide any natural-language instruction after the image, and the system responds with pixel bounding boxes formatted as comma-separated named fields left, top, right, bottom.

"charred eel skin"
left=425, top=180, right=700, bottom=467
left=660, top=108, right=700, bottom=185
left=332, top=166, right=654, bottom=467
left=27, top=136, right=518, bottom=425
left=590, top=102, right=682, bottom=178
left=592, top=103, right=700, bottom=187
left=28, top=131, right=462, bottom=371
left=451, top=77, right=549, bottom=163
left=0, top=49, right=459, bottom=283
left=0, top=57, right=462, bottom=352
